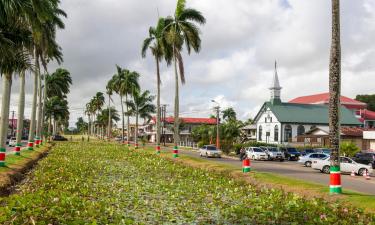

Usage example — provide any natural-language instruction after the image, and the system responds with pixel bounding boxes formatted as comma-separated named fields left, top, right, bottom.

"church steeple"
left=269, top=61, right=282, bottom=105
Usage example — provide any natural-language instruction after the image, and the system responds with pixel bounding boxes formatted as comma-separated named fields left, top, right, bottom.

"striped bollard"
left=173, top=146, right=179, bottom=158
left=35, top=136, right=40, bottom=148
left=40, top=139, right=43, bottom=145
left=135, top=143, right=139, bottom=149
left=127, top=141, right=131, bottom=148
left=156, top=145, right=161, bottom=154
left=242, top=158, right=251, bottom=173
left=14, top=144, right=21, bottom=156
left=0, top=148, right=5, bottom=167
left=27, top=141, right=34, bottom=150
left=330, top=166, right=342, bottom=194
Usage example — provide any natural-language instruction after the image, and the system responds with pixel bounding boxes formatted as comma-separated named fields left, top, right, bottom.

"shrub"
left=340, top=141, right=360, bottom=157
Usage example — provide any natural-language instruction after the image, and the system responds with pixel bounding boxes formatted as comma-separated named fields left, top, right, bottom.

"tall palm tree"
left=92, top=92, right=105, bottom=136
left=328, top=0, right=342, bottom=194
left=126, top=90, right=156, bottom=148
left=164, top=0, right=206, bottom=157
left=85, top=102, right=94, bottom=136
left=222, top=107, right=237, bottom=121
left=46, top=68, right=72, bottom=98
left=15, top=71, right=26, bottom=155
left=106, top=78, right=115, bottom=139
left=142, top=17, right=172, bottom=153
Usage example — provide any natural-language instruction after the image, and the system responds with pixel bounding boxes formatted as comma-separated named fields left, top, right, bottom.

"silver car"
left=199, top=145, right=222, bottom=158
left=262, top=147, right=285, bottom=161
left=246, top=147, right=268, bottom=160
left=298, top=153, right=329, bottom=167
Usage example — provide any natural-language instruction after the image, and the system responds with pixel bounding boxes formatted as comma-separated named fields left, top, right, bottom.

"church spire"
left=269, top=61, right=282, bottom=104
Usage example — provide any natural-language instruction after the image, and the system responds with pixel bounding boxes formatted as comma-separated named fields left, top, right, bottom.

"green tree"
left=126, top=90, right=155, bottom=148
left=340, top=142, right=359, bottom=157
left=328, top=0, right=341, bottom=194
left=106, top=78, right=115, bottom=138
left=355, top=95, right=375, bottom=112
left=222, top=107, right=237, bottom=121
left=164, top=0, right=206, bottom=149
left=75, top=117, right=88, bottom=134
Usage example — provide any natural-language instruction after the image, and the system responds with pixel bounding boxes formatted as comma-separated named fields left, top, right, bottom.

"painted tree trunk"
left=15, top=72, right=25, bottom=155
left=126, top=94, right=130, bottom=146
left=135, top=112, right=138, bottom=149
left=0, top=73, right=12, bottom=166
left=48, top=117, right=52, bottom=137
left=41, top=74, right=47, bottom=143
left=108, top=94, right=112, bottom=140
left=329, top=0, right=342, bottom=194
left=173, top=52, right=179, bottom=158
left=155, top=56, right=161, bottom=153
left=28, top=53, right=39, bottom=150
left=35, top=69, right=43, bottom=147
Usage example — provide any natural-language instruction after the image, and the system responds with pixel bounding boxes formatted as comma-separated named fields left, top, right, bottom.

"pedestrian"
left=239, top=147, right=246, bottom=161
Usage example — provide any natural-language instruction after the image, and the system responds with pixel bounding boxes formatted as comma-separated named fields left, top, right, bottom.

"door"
left=340, top=157, right=353, bottom=173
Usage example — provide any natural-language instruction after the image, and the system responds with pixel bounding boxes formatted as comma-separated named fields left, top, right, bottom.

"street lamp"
left=211, top=100, right=220, bottom=149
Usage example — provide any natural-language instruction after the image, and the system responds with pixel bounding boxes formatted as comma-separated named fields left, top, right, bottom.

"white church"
left=253, top=63, right=361, bottom=145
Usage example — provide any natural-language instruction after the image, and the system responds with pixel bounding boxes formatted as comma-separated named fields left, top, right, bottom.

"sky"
left=2, top=0, right=375, bottom=127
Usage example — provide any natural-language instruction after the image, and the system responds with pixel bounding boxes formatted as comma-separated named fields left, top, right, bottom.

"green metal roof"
left=261, top=102, right=362, bottom=125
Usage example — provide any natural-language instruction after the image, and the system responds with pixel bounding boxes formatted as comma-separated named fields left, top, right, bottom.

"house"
left=253, top=63, right=361, bottom=145
left=143, top=117, right=217, bottom=143
left=241, top=124, right=257, bottom=141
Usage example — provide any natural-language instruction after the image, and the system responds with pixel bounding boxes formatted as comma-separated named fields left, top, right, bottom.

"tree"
left=355, top=95, right=375, bottom=112
left=75, top=117, right=88, bottom=134
left=46, top=68, right=72, bottom=98
left=164, top=0, right=206, bottom=155
left=328, top=0, right=342, bottom=194
left=126, top=90, right=155, bottom=148
left=222, top=107, right=237, bottom=121
left=142, top=17, right=171, bottom=152
left=91, top=92, right=105, bottom=135
left=45, top=96, right=69, bottom=136
left=106, top=78, right=115, bottom=139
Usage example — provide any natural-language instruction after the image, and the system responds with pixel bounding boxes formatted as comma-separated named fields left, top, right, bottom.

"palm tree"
left=328, top=0, right=342, bottom=194
left=15, top=71, right=26, bottom=155
left=222, top=108, right=237, bottom=121
left=97, top=107, right=120, bottom=138
left=164, top=0, right=206, bottom=156
left=85, top=102, right=94, bottom=136
left=142, top=17, right=172, bottom=152
left=126, top=90, right=156, bottom=148
left=106, top=78, right=115, bottom=139
left=92, top=92, right=105, bottom=136
left=46, top=68, right=72, bottom=98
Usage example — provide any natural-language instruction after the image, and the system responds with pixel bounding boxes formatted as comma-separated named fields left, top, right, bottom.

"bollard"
left=173, top=146, right=179, bottom=158
left=242, top=158, right=251, bottom=173
left=135, top=143, right=139, bottom=149
left=156, top=145, right=161, bottom=154
left=14, top=144, right=21, bottom=156
left=366, top=170, right=371, bottom=180
left=27, top=141, right=34, bottom=150
left=35, top=136, right=40, bottom=148
left=329, top=166, right=342, bottom=194
left=0, top=148, right=5, bottom=166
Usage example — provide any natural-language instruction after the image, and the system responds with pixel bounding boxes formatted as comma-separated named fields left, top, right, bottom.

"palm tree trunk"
left=126, top=94, right=130, bottom=146
left=28, top=52, right=39, bottom=150
left=329, top=0, right=341, bottom=194
left=48, top=117, right=52, bottom=137
left=15, top=71, right=25, bottom=155
left=173, top=50, right=179, bottom=158
left=41, top=74, right=47, bottom=144
left=0, top=73, right=12, bottom=166
left=119, top=95, right=124, bottom=143
left=135, top=111, right=138, bottom=148
left=108, top=94, right=112, bottom=140
left=155, top=56, right=161, bottom=152
left=36, top=69, right=43, bottom=147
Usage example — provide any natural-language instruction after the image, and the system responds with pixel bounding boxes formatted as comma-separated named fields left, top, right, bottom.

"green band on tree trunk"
left=330, top=186, right=342, bottom=194
left=330, top=165, right=340, bottom=172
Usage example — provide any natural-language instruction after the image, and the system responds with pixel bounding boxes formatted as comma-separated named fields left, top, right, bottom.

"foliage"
left=75, top=117, right=88, bottom=134
left=222, top=107, right=237, bottom=121
left=0, top=142, right=373, bottom=224
left=340, top=142, right=360, bottom=157
left=356, top=94, right=375, bottom=112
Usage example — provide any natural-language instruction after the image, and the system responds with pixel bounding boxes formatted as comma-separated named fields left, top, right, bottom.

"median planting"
left=0, top=142, right=373, bottom=224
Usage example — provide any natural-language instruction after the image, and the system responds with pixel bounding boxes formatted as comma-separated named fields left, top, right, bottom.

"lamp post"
left=211, top=100, right=220, bottom=149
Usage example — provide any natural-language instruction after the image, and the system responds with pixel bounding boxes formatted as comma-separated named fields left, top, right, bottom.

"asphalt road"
left=169, top=148, right=375, bottom=195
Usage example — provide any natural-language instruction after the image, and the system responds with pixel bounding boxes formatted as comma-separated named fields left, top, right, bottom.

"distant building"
left=143, top=117, right=217, bottom=143
left=253, top=62, right=361, bottom=145
left=241, top=124, right=257, bottom=141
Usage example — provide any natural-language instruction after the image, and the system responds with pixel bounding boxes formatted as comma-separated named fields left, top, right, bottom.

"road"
left=167, top=147, right=375, bottom=195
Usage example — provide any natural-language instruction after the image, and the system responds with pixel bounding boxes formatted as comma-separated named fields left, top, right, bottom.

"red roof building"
left=289, top=92, right=367, bottom=110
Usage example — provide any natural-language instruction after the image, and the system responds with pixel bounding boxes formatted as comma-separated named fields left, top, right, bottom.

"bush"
left=340, top=142, right=360, bottom=157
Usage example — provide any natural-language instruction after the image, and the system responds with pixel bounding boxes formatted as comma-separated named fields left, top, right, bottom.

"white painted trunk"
left=36, top=71, right=42, bottom=139
left=0, top=74, right=12, bottom=148
left=16, top=72, right=25, bottom=145
left=28, top=61, right=39, bottom=143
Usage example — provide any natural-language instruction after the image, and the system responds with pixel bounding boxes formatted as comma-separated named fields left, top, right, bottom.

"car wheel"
left=358, top=168, right=367, bottom=176
left=199, top=153, right=202, bottom=157
left=322, top=165, right=330, bottom=174
left=305, top=161, right=312, bottom=167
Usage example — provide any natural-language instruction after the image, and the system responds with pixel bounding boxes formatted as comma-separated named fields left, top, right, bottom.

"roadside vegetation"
left=0, top=141, right=373, bottom=224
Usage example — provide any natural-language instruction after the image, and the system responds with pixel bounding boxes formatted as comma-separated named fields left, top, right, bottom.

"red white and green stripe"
left=134, top=143, right=139, bottom=149
left=173, top=146, right=179, bottom=158
left=156, top=145, right=161, bottom=154
left=0, top=148, right=5, bottom=167
left=330, top=166, right=342, bottom=194
left=35, top=136, right=40, bottom=147
left=14, top=143, right=21, bottom=156
left=242, top=158, right=251, bottom=173
left=27, top=141, right=34, bottom=150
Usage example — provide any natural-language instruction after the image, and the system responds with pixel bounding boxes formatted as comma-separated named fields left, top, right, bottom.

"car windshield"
left=253, top=148, right=264, bottom=152
left=206, top=146, right=217, bottom=150
left=305, top=149, right=314, bottom=153
left=322, top=156, right=330, bottom=160
left=268, top=148, right=278, bottom=152
left=287, top=148, right=298, bottom=153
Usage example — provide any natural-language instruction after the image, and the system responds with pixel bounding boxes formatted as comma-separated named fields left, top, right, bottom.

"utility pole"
left=11, top=110, right=15, bottom=137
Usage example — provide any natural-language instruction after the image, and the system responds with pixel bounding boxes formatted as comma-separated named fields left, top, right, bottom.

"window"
left=274, top=125, right=279, bottom=142
left=284, top=125, right=292, bottom=142
left=270, top=117, right=272, bottom=122
left=258, top=126, right=263, bottom=141
left=297, top=125, right=305, bottom=136
left=265, top=117, right=267, bottom=123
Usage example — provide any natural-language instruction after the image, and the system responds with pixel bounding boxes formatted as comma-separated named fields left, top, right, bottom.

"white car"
left=262, top=147, right=285, bottom=161
left=246, top=147, right=268, bottom=160
left=298, top=153, right=329, bottom=167
left=8, top=137, right=17, bottom=147
left=312, top=156, right=373, bottom=176
left=199, top=145, right=222, bottom=158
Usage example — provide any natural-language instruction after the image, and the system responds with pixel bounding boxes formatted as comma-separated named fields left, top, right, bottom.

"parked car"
left=353, top=152, right=375, bottom=169
left=312, top=156, right=372, bottom=176
left=262, top=147, right=285, bottom=161
left=199, top=145, right=222, bottom=158
left=246, top=147, right=268, bottom=160
left=8, top=137, right=17, bottom=147
left=52, top=135, right=68, bottom=141
left=280, top=147, right=301, bottom=161
left=314, top=148, right=331, bottom=155
left=298, top=153, right=329, bottom=167
left=300, top=149, right=316, bottom=156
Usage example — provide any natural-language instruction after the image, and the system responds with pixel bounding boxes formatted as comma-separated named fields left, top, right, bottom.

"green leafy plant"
left=340, top=141, right=360, bottom=157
